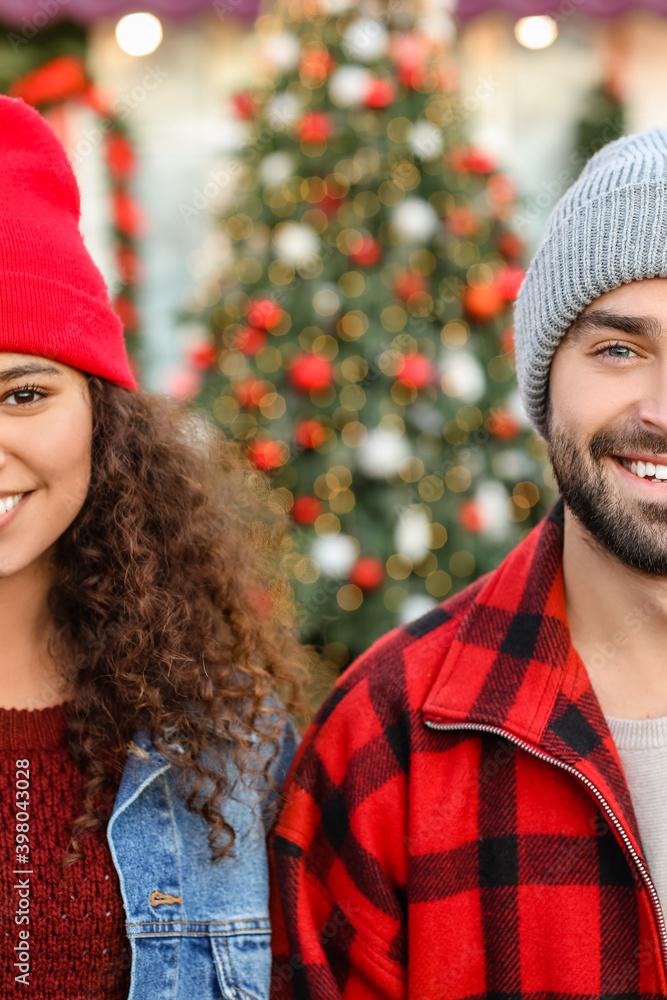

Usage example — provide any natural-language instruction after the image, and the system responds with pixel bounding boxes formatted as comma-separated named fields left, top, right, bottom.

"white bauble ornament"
left=392, top=198, right=441, bottom=242
left=409, top=121, right=445, bottom=161
left=328, top=65, right=373, bottom=107
left=259, top=31, right=301, bottom=72
left=439, top=351, right=486, bottom=403
left=398, top=594, right=437, bottom=626
left=394, top=506, right=432, bottom=562
left=342, top=19, right=388, bottom=62
left=266, top=93, right=301, bottom=131
left=273, top=222, right=320, bottom=265
left=357, top=426, right=410, bottom=478
left=260, top=151, right=296, bottom=186
left=474, top=480, right=512, bottom=541
left=311, top=534, right=358, bottom=577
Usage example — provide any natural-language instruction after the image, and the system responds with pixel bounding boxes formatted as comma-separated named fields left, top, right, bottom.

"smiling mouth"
left=614, top=456, right=667, bottom=483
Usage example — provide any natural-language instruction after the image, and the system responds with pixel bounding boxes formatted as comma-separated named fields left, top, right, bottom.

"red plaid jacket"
left=269, top=496, right=667, bottom=998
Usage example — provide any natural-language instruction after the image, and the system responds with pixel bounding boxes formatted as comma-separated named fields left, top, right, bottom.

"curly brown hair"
left=45, top=374, right=310, bottom=883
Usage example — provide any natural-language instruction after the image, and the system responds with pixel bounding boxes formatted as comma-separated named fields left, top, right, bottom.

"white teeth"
left=0, top=493, right=24, bottom=515
left=622, top=459, right=667, bottom=482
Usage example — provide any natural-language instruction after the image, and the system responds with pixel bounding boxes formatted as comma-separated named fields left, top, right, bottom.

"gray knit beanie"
left=513, top=127, right=667, bottom=441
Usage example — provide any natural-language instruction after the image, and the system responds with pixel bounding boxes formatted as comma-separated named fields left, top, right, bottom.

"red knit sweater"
left=0, top=701, right=131, bottom=998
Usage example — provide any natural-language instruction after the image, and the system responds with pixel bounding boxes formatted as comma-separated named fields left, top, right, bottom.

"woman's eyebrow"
left=0, top=363, right=63, bottom=385
left=566, top=309, right=663, bottom=345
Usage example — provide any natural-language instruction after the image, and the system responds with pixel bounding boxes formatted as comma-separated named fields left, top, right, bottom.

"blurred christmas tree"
left=188, top=0, right=558, bottom=669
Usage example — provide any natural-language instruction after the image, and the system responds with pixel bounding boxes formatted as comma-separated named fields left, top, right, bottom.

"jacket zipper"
left=424, top=717, right=667, bottom=977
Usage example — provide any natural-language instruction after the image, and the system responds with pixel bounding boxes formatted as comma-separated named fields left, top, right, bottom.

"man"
left=269, top=130, right=667, bottom=997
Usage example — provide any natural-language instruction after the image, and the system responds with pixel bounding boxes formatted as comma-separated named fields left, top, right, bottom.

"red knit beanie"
left=0, top=95, right=138, bottom=391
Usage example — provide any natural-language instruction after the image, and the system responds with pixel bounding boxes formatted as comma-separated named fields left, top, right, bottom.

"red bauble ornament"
left=231, top=92, right=255, bottom=118
left=300, top=46, right=335, bottom=83
left=236, top=326, right=267, bottom=355
left=393, top=270, right=428, bottom=301
left=450, top=146, right=496, bottom=174
left=498, top=231, right=525, bottom=261
left=288, top=354, right=334, bottom=394
left=500, top=326, right=515, bottom=354
left=447, top=205, right=480, bottom=237
left=365, top=79, right=396, bottom=107
left=349, top=235, right=382, bottom=267
left=247, top=439, right=285, bottom=470
left=296, top=111, right=334, bottom=144
left=234, top=378, right=267, bottom=408
left=395, top=354, right=436, bottom=390
left=487, top=409, right=521, bottom=439
left=487, top=173, right=516, bottom=202
left=398, top=62, right=427, bottom=89
left=292, top=496, right=323, bottom=524
left=350, top=556, right=384, bottom=591
left=295, top=420, right=327, bottom=449
left=459, top=499, right=486, bottom=533
left=187, top=342, right=217, bottom=370
left=462, top=283, right=505, bottom=322
left=245, top=298, right=283, bottom=330
left=495, top=266, right=525, bottom=300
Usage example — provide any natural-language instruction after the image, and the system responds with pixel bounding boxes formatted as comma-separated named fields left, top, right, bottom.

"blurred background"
left=0, top=0, right=654, bottom=690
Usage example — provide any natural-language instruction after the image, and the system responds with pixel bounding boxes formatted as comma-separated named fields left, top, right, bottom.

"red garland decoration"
left=8, top=55, right=87, bottom=106
left=10, top=55, right=144, bottom=353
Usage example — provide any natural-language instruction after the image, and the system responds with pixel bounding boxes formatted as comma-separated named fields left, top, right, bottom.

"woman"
left=0, top=95, right=304, bottom=999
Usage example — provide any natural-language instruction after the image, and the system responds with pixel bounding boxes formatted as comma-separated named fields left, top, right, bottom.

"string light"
left=514, top=16, right=558, bottom=50
left=115, top=13, right=163, bottom=56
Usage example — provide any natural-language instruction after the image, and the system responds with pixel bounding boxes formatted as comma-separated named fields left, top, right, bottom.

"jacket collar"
left=422, top=495, right=643, bottom=854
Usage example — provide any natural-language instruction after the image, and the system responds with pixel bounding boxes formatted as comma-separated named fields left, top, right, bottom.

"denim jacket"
left=105, top=709, right=299, bottom=1000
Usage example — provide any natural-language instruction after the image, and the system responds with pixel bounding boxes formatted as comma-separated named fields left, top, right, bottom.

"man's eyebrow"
left=0, top=363, right=63, bottom=386
left=566, top=309, right=663, bottom=344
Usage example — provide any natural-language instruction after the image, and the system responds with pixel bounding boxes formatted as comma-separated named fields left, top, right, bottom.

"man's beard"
left=547, top=417, right=667, bottom=575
